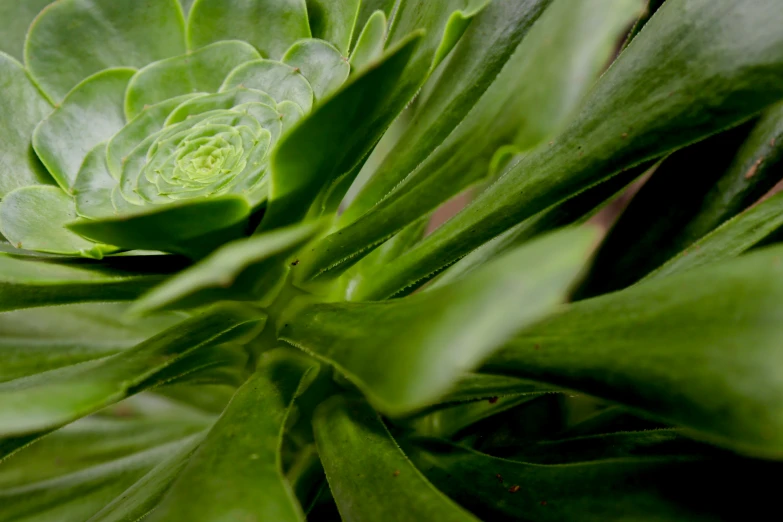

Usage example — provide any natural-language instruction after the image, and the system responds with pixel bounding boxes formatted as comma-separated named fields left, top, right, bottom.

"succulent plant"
left=2, top=0, right=783, bottom=520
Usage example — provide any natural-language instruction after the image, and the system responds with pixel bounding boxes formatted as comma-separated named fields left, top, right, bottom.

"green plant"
left=1, top=0, right=783, bottom=519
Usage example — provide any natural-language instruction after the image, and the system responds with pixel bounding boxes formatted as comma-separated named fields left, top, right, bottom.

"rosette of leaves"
left=2, top=0, right=783, bottom=521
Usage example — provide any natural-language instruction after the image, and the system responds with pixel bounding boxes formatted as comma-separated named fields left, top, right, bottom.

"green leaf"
left=431, top=166, right=646, bottom=291
left=282, top=39, right=351, bottom=102
left=575, top=126, right=756, bottom=297
left=0, top=53, right=53, bottom=197
left=646, top=190, right=783, bottom=280
left=86, top=433, right=205, bottom=522
left=67, top=195, right=252, bottom=259
left=442, top=373, right=560, bottom=404
left=388, top=0, right=490, bottom=74
left=73, top=144, right=122, bottom=220
left=282, top=227, right=596, bottom=415
left=407, top=395, right=542, bottom=439
left=351, top=0, right=396, bottom=49
left=0, top=303, right=183, bottom=384
left=0, top=186, right=115, bottom=258
left=498, top=429, right=718, bottom=465
left=407, top=439, right=777, bottom=521
left=349, top=10, right=388, bottom=70
left=684, top=102, right=783, bottom=241
left=221, top=59, right=314, bottom=113
left=261, top=33, right=422, bottom=232
left=484, top=244, right=783, bottom=458
left=131, top=220, right=325, bottom=314
left=123, top=40, right=261, bottom=120
left=313, top=396, right=480, bottom=522
left=25, top=0, right=186, bottom=102
left=0, top=0, right=52, bottom=61
left=146, top=349, right=319, bottom=522
left=0, top=304, right=263, bottom=439
left=106, top=94, right=202, bottom=180
left=306, top=0, right=361, bottom=55
left=368, top=0, right=783, bottom=300
left=0, top=435, right=202, bottom=522
left=33, top=68, right=135, bottom=191
left=304, top=0, right=641, bottom=284
left=0, top=415, right=210, bottom=488
left=162, top=88, right=276, bottom=127
left=187, top=0, right=311, bottom=59
left=0, top=253, right=164, bottom=312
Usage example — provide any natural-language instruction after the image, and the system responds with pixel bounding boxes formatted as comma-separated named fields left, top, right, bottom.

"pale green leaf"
left=221, top=59, right=314, bottom=113
left=282, top=39, right=350, bottom=102
left=0, top=53, right=53, bottom=197
left=187, top=0, right=311, bottom=59
left=0, top=0, right=52, bottom=61
left=25, top=0, right=186, bottom=102
left=32, top=68, right=134, bottom=190
left=349, top=10, right=388, bottom=70
left=123, top=40, right=260, bottom=120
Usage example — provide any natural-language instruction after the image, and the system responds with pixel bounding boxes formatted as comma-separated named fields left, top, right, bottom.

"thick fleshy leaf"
left=484, top=244, right=783, bottom=458
left=282, top=227, right=596, bottom=415
left=0, top=186, right=115, bottom=258
left=0, top=0, right=52, bottom=61
left=303, top=0, right=642, bottom=285
left=131, top=221, right=324, bottom=314
left=0, top=435, right=202, bottom=522
left=407, top=395, right=542, bottom=439
left=388, top=0, right=490, bottom=75
left=25, top=0, right=186, bottom=102
left=0, top=303, right=182, bottom=384
left=106, top=94, right=202, bottom=180
left=33, top=68, right=135, bottom=191
left=86, top=433, right=205, bottom=522
left=74, top=145, right=121, bottom=220
left=646, top=190, right=783, bottom=280
left=147, top=349, right=319, bottom=522
left=0, top=304, right=263, bottom=439
left=314, top=396, right=480, bottom=521
left=431, top=167, right=645, bottom=291
left=162, top=88, right=276, bottom=126
left=684, top=102, right=783, bottom=240
left=0, top=253, right=164, bottom=312
left=360, top=0, right=783, bottom=299
left=0, top=415, right=210, bottom=488
left=443, top=374, right=560, bottom=404
left=407, top=439, right=779, bottom=521
left=0, top=53, right=53, bottom=197
left=351, top=0, right=397, bottom=48
left=187, top=0, right=311, bottom=59
left=574, top=125, right=757, bottom=298
left=221, top=59, right=314, bottom=113
left=498, top=429, right=719, bottom=465
left=261, top=33, right=422, bottom=231
left=349, top=10, right=387, bottom=70
left=306, top=0, right=360, bottom=55
left=124, top=40, right=261, bottom=120
left=67, top=195, right=252, bottom=259
left=282, top=39, right=350, bottom=102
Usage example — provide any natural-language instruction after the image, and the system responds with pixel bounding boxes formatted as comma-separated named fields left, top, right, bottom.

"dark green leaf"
left=313, top=396, right=480, bottom=522
left=361, top=0, right=783, bottom=300
left=306, top=0, right=361, bottom=55
left=484, top=244, right=783, bottom=458
left=0, top=254, right=165, bottom=312
left=349, top=10, right=387, bottom=70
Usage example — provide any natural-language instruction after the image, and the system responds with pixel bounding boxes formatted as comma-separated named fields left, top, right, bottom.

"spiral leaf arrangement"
left=3, top=0, right=783, bottom=521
